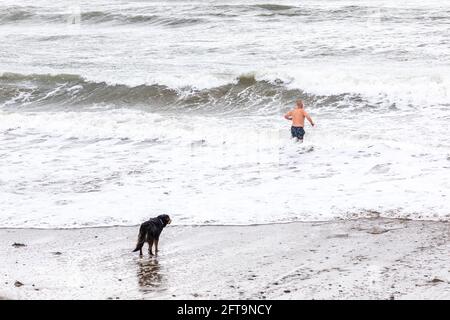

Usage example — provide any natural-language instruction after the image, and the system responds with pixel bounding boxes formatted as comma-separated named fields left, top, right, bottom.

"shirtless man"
left=284, top=99, right=314, bottom=142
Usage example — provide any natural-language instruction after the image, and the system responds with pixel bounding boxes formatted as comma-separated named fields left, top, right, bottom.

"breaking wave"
left=0, top=6, right=204, bottom=26
left=0, top=72, right=376, bottom=114
left=5, top=4, right=447, bottom=26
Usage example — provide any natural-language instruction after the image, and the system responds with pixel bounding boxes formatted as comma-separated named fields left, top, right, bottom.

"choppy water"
left=1, top=0, right=449, bottom=228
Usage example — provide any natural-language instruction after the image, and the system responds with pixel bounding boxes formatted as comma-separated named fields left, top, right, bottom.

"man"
left=284, top=99, right=314, bottom=142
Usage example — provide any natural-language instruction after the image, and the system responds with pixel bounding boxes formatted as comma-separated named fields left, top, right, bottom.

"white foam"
left=257, top=63, right=450, bottom=108
left=0, top=105, right=449, bottom=228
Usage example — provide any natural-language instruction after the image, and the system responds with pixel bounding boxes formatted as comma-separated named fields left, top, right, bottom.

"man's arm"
left=284, top=111, right=292, bottom=120
left=304, top=110, right=314, bottom=126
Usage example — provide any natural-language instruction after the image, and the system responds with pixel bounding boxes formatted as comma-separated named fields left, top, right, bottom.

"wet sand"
left=1, top=218, right=449, bottom=300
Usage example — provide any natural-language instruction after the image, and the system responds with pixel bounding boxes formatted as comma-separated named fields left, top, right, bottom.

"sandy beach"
left=1, top=217, right=449, bottom=300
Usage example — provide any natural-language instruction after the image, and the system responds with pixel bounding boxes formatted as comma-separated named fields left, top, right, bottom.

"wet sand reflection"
left=136, top=257, right=165, bottom=292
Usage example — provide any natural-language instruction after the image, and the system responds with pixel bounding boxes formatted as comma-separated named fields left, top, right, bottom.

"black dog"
left=133, top=214, right=171, bottom=256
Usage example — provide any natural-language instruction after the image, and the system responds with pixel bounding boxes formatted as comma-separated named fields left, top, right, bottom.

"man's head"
left=296, top=99, right=304, bottom=109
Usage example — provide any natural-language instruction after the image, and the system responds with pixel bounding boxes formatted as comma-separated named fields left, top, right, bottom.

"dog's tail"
left=132, top=224, right=146, bottom=252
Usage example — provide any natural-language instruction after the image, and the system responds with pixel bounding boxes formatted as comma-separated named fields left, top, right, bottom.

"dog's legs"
left=155, top=238, right=159, bottom=254
left=148, top=238, right=154, bottom=255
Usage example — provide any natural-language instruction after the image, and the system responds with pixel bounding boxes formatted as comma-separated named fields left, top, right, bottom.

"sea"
left=0, top=0, right=449, bottom=228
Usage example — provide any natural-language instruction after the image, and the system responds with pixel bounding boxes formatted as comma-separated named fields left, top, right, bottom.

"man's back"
left=289, top=108, right=306, bottom=127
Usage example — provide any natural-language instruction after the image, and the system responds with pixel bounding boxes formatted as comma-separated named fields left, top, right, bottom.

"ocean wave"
left=79, top=11, right=203, bottom=26
left=0, top=7, right=35, bottom=23
left=2, top=4, right=448, bottom=27
left=0, top=6, right=204, bottom=26
left=0, top=72, right=368, bottom=114
left=252, top=4, right=297, bottom=11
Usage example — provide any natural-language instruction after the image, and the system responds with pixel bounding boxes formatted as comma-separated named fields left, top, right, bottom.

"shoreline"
left=1, top=215, right=446, bottom=231
left=1, top=218, right=449, bottom=299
